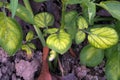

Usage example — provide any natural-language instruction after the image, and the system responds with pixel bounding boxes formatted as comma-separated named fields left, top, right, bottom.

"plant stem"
left=60, top=0, right=66, bottom=30
left=23, top=0, right=46, bottom=47
left=34, top=25, right=46, bottom=47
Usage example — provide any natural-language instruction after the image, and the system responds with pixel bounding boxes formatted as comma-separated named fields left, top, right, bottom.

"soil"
left=0, top=0, right=109, bottom=80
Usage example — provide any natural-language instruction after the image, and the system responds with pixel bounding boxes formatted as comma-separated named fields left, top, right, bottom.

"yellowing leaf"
left=46, top=30, right=72, bottom=54
left=0, top=12, right=23, bottom=55
left=75, top=31, right=86, bottom=44
left=88, top=27, right=118, bottom=49
left=77, top=16, right=88, bottom=29
left=34, top=12, right=54, bottom=28
left=26, top=31, right=34, bottom=42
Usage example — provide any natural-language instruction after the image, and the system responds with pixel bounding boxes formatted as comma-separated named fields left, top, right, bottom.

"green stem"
left=23, top=0, right=46, bottom=47
left=34, top=25, right=46, bottom=47
left=60, top=0, right=66, bottom=30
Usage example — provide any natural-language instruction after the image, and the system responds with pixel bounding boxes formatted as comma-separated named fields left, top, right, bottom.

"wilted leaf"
left=77, top=16, right=88, bottom=29
left=80, top=44, right=104, bottom=67
left=100, top=1, right=120, bottom=21
left=88, top=27, right=118, bottom=49
left=46, top=30, right=72, bottom=54
left=34, top=12, right=54, bottom=28
left=0, top=12, right=23, bottom=55
left=75, top=31, right=86, bottom=44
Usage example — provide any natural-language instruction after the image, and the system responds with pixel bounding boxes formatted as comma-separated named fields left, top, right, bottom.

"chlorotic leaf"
left=46, top=30, right=72, bottom=54
left=10, top=0, right=18, bottom=18
left=26, top=31, right=34, bottom=42
left=0, top=12, right=23, bottom=56
left=80, top=44, right=104, bottom=67
left=44, top=28, right=58, bottom=34
left=34, top=12, right=54, bottom=28
left=88, top=27, right=118, bottom=49
left=77, top=16, right=88, bottom=29
left=100, top=1, right=120, bottom=21
left=27, top=43, right=36, bottom=50
left=75, top=31, right=86, bottom=44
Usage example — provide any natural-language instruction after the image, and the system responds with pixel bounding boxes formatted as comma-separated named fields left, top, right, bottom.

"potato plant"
left=0, top=0, right=119, bottom=80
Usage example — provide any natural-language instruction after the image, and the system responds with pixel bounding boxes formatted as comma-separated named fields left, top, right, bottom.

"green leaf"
left=46, top=30, right=72, bottom=54
left=34, top=12, right=54, bottom=28
left=0, top=12, right=23, bottom=55
left=80, top=44, right=104, bottom=67
left=81, top=2, right=96, bottom=25
left=88, top=27, right=118, bottom=49
left=34, top=0, right=46, bottom=2
left=75, top=31, right=86, bottom=44
left=65, top=0, right=90, bottom=5
left=88, top=2, right=96, bottom=25
left=7, top=4, right=34, bottom=24
left=26, top=31, right=34, bottom=42
left=105, top=45, right=117, bottom=59
left=65, top=11, right=78, bottom=39
left=105, top=44, right=120, bottom=80
left=10, top=0, right=18, bottom=18
left=77, top=16, right=88, bottom=29
left=100, top=1, right=120, bottom=21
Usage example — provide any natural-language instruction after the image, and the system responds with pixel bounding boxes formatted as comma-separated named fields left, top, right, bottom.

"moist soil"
left=0, top=0, right=109, bottom=80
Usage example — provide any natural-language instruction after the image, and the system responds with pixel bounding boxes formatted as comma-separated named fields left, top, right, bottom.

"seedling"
left=0, top=0, right=119, bottom=80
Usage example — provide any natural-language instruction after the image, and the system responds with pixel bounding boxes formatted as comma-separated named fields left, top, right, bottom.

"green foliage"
left=0, top=12, right=23, bottom=55
left=105, top=44, right=120, bottom=80
left=0, top=1, right=119, bottom=79
left=64, top=11, right=78, bottom=39
left=34, top=0, right=47, bottom=2
left=10, top=0, right=18, bottom=18
left=80, top=44, right=104, bottom=67
left=100, top=1, right=120, bottom=21
left=81, top=2, right=96, bottom=25
left=88, top=27, right=118, bottom=49
left=7, top=4, right=34, bottom=24
left=46, top=30, right=72, bottom=54
left=34, top=12, right=54, bottom=28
